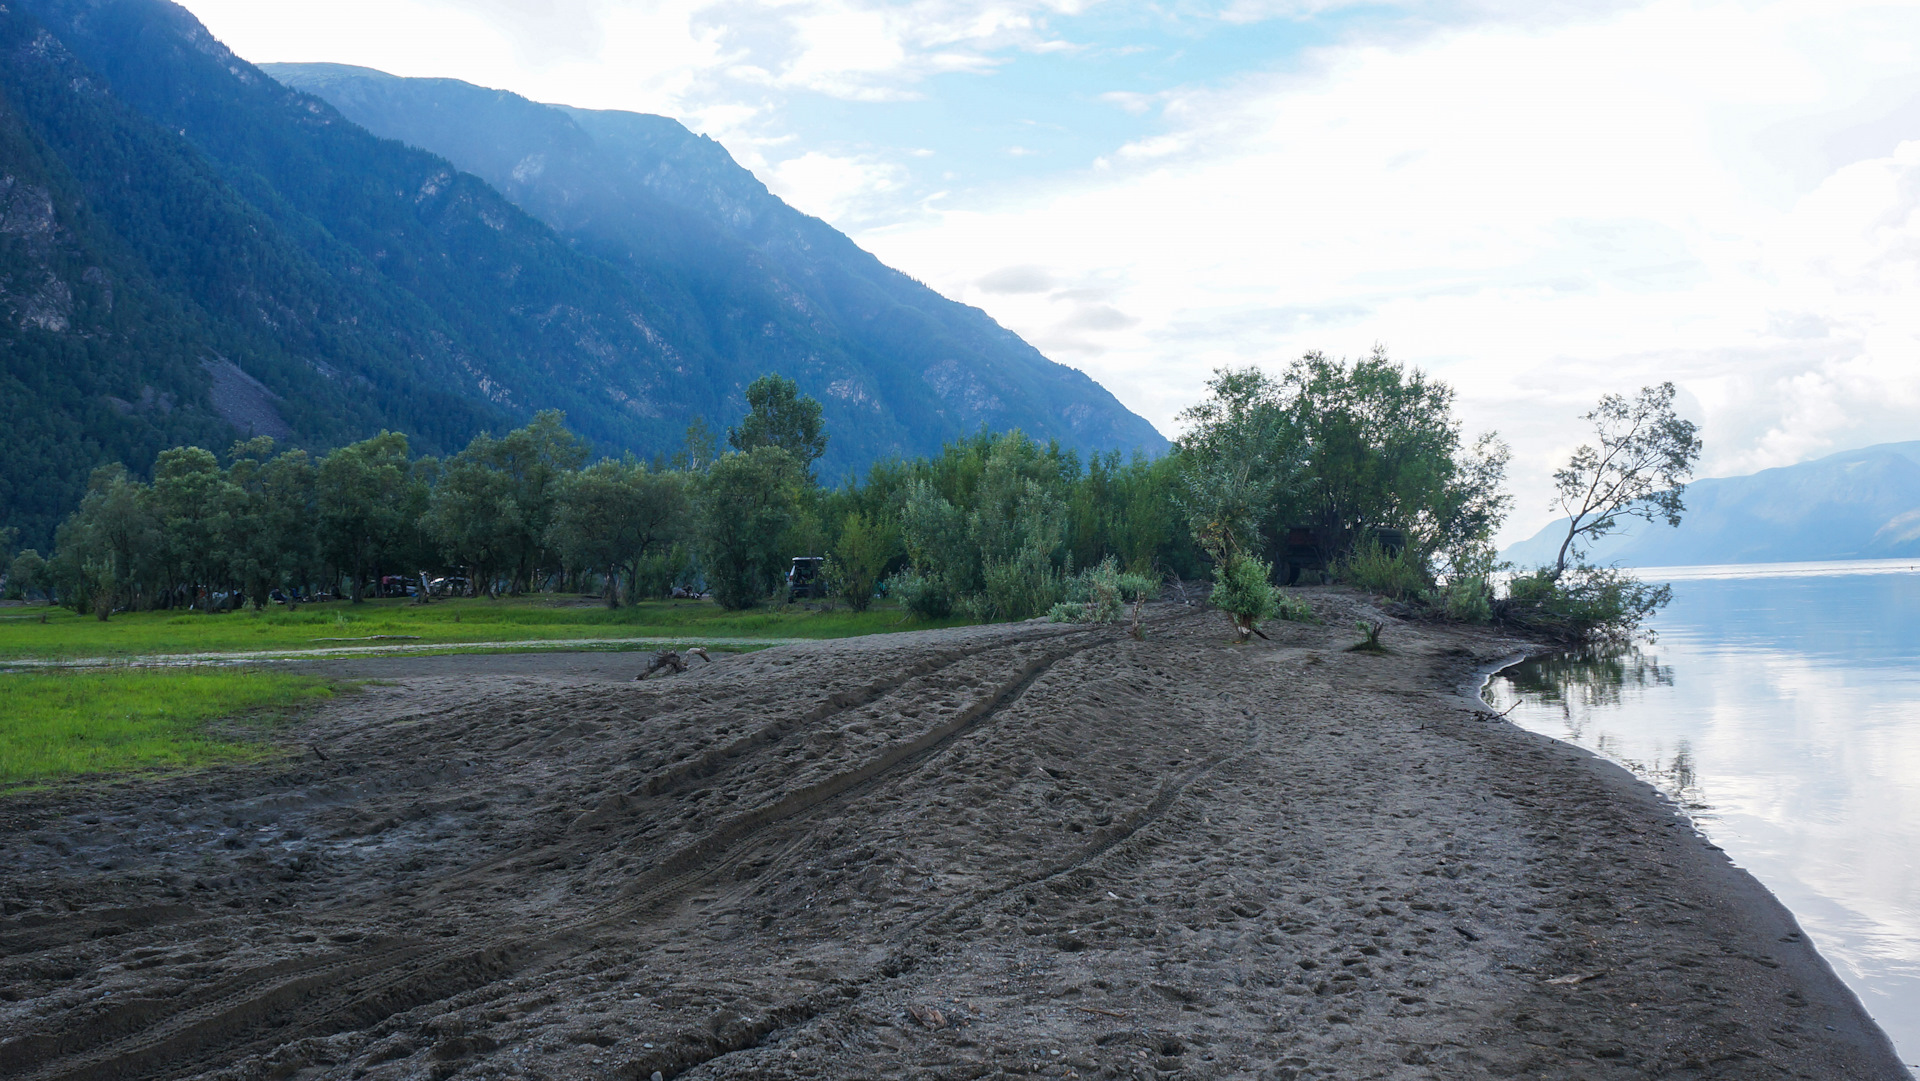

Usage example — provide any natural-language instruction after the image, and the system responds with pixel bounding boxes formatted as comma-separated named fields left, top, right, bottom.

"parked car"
left=786, top=556, right=825, bottom=602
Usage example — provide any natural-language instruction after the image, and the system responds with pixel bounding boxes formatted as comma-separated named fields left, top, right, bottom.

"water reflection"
left=1486, top=569, right=1920, bottom=1065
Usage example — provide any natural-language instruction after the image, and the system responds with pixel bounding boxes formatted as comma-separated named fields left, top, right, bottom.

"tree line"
left=3, top=355, right=1699, bottom=641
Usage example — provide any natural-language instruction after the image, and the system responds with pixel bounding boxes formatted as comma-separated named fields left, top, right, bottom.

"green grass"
left=0, top=668, right=335, bottom=787
left=0, top=597, right=975, bottom=662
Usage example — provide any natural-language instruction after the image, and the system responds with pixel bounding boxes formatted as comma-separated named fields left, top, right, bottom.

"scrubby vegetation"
left=3, top=352, right=1693, bottom=648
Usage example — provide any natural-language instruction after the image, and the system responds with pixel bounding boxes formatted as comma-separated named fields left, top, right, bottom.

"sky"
left=176, top=0, right=1920, bottom=541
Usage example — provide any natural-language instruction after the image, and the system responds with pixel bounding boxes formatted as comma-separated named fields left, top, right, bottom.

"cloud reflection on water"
left=1486, top=568, right=1920, bottom=1061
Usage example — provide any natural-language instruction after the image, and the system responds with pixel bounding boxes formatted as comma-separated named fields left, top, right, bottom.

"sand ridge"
left=0, top=589, right=1904, bottom=1079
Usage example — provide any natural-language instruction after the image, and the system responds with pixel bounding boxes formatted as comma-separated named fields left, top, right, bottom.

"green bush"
left=1500, top=565, right=1671, bottom=643
left=1048, top=557, right=1157, bottom=623
left=1437, top=576, right=1493, bottom=623
left=828, top=511, right=898, bottom=613
left=1212, top=553, right=1281, bottom=640
left=1337, top=537, right=1431, bottom=600
left=888, top=569, right=953, bottom=620
left=979, top=543, right=1065, bottom=621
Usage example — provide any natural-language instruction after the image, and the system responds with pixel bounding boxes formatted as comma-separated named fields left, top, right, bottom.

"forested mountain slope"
left=1502, top=441, right=1920, bottom=567
left=263, top=63, right=1168, bottom=468
left=0, top=0, right=1163, bottom=549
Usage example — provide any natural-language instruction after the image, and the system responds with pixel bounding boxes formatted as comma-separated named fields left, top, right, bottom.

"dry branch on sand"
left=635, top=646, right=711, bottom=680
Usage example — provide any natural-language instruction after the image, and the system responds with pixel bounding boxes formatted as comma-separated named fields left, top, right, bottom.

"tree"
left=1548, top=382, right=1702, bottom=578
left=426, top=442, right=519, bottom=598
left=48, top=465, right=160, bottom=619
left=151, top=446, right=236, bottom=606
left=318, top=432, right=425, bottom=602
left=827, top=511, right=898, bottom=612
left=1176, top=352, right=1509, bottom=578
left=489, top=411, right=590, bottom=591
left=547, top=460, right=688, bottom=607
left=728, top=374, right=828, bottom=472
left=250, top=446, right=321, bottom=602
left=7, top=549, right=48, bottom=602
left=696, top=447, right=802, bottom=610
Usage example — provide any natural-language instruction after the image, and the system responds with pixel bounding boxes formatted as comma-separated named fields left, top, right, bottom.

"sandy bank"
left=0, top=589, right=1904, bottom=1079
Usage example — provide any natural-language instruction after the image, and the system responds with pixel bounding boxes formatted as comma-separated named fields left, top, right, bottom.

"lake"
left=1484, top=559, right=1920, bottom=1067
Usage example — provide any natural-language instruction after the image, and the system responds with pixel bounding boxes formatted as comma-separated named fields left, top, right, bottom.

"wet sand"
left=0, top=589, right=1904, bottom=1079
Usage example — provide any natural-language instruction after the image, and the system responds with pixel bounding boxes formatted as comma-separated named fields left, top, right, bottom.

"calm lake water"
left=1484, top=559, right=1920, bottom=1066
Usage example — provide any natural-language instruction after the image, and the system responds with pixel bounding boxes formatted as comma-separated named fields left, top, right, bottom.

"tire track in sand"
left=630, top=680, right=1262, bottom=1079
left=11, top=630, right=1115, bottom=1081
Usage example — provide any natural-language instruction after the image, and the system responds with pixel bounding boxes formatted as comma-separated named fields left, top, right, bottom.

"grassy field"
left=0, top=596, right=972, bottom=662
left=0, top=668, right=335, bottom=787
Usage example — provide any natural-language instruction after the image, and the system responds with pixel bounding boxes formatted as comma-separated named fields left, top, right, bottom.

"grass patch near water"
left=0, top=669, right=334, bottom=788
left=0, top=597, right=974, bottom=662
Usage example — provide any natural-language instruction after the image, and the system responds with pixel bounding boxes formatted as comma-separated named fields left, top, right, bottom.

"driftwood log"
left=635, top=646, right=711, bottom=680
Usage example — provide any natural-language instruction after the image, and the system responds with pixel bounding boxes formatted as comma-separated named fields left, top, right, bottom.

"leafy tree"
left=1177, top=352, right=1509, bottom=579
left=728, top=374, right=828, bottom=473
left=6, top=549, right=49, bottom=602
left=151, top=446, right=237, bottom=605
left=1547, top=383, right=1703, bottom=578
left=318, top=432, right=426, bottom=602
left=1282, top=349, right=1508, bottom=566
left=826, top=511, right=898, bottom=612
left=696, top=447, right=801, bottom=609
left=229, top=442, right=321, bottom=605
left=547, top=459, right=688, bottom=607
left=425, top=454, right=517, bottom=597
left=490, top=412, right=591, bottom=590
left=49, top=464, right=160, bottom=619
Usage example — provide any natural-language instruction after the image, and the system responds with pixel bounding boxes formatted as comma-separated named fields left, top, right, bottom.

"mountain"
left=261, top=63, right=1168, bottom=467
left=0, top=0, right=1164, bottom=550
left=1501, top=441, right=1920, bottom=568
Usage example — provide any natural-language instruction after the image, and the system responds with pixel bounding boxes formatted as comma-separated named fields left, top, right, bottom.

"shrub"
left=1337, top=537, right=1431, bottom=600
left=979, top=542, right=1065, bottom=621
left=1499, top=564, right=1671, bottom=643
left=828, top=512, right=898, bottom=613
left=1211, top=553, right=1281, bottom=640
left=888, top=569, right=953, bottom=620
left=1048, top=557, right=1157, bottom=624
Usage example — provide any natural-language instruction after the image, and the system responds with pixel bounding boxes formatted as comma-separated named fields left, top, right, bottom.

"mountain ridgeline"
left=0, top=0, right=1164, bottom=550
left=1502, top=441, right=1920, bottom=568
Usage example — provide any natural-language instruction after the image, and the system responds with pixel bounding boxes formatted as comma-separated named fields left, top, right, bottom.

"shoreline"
left=1454, top=647, right=1907, bottom=1077
left=0, top=593, right=1908, bottom=1078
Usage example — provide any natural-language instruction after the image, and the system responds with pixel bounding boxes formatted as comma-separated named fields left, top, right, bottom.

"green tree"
left=49, top=464, right=160, bottom=619
left=426, top=449, right=518, bottom=598
left=1177, top=351, right=1509, bottom=578
left=696, top=447, right=801, bottom=609
left=6, top=548, right=48, bottom=602
left=547, top=459, right=689, bottom=607
left=1548, top=383, right=1703, bottom=578
left=490, top=411, right=591, bottom=591
left=251, top=446, right=321, bottom=602
left=727, top=374, right=828, bottom=473
left=827, top=510, right=898, bottom=612
left=318, top=432, right=425, bottom=602
left=1282, top=348, right=1508, bottom=567
left=151, top=446, right=237, bottom=606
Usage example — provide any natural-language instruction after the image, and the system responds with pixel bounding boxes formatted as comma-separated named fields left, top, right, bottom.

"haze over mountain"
left=0, top=0, right=1164, bottom=549
left=1501, top=441, right=1920, bottom=568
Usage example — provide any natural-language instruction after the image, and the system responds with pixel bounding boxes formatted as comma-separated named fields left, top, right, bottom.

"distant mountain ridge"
left=1501, top=441, right=1920, bottom=568
left=263, top=63, right=1166, bottom=469
left=0, top=0, right=1163, bottom=549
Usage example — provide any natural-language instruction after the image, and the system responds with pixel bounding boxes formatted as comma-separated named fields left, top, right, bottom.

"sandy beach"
left=0, top=590, right=1904, bottom=1080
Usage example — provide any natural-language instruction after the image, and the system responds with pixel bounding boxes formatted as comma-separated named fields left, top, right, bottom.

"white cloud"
left=764, top=150, right=909, bottom=224
left=856, top=0, right=1920, bottom=540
